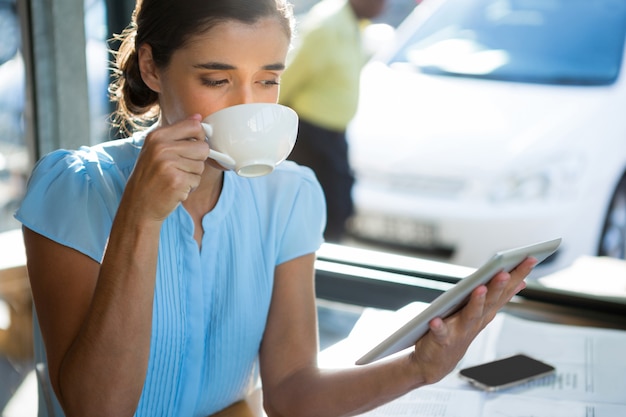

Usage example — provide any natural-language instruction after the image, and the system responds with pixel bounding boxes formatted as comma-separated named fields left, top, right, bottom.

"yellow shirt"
left=279, top=0, right=368, bottom=131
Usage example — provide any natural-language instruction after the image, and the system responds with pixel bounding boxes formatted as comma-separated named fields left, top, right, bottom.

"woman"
left=16, top=0, right=536, bottom=416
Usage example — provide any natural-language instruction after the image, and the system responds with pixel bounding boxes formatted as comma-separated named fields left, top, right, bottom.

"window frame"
left=14, top=0, right=626, bottom=327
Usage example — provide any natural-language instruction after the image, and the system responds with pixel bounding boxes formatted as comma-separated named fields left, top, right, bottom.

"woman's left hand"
left=408, top=257, right=537, bottom=385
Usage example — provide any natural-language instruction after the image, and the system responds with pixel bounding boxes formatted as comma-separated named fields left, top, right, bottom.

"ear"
left=137, top=44, right=162, bottom=93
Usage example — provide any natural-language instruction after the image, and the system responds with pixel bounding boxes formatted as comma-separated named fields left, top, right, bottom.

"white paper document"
left=319, top=303, right=626, bottom=417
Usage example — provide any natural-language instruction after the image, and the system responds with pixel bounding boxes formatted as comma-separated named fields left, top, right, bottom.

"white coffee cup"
left=201, top=103, right=298, bottom=178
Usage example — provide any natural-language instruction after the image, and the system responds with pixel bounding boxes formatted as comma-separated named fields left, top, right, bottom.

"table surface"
left=2, top=229, right=625, bottom=417
left=209, top=298, right=626, bottom=417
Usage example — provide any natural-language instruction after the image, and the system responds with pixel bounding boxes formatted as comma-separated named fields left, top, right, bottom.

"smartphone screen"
left=459, top=354, right=556, bottom=391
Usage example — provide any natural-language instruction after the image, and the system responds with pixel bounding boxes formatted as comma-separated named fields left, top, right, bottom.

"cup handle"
left=201, top=123, right=236, bottom=170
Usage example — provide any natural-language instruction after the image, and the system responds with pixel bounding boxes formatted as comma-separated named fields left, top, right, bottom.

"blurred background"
left=1, top=0, right=625, bottom=414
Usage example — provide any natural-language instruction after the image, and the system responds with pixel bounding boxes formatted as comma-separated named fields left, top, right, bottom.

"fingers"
left=511, top=257, right=538, bottom=281
left=123, top=117, right=211, bottom=220
left=163, top=119, right=210, bottom=194
left=426, top=317, right=449, bottom=341
left=411, top=257, right=539, bottom=384
left=461, top=257, right=537, bottom=328
left=148, top=120, right=210, bottom=188
left=489, top=257, right=536, bottom=302
left=152, top=118, right=210, bottom=159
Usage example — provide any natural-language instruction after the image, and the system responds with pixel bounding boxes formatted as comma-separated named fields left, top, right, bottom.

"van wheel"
left=598, top=175, right=626, bottom=259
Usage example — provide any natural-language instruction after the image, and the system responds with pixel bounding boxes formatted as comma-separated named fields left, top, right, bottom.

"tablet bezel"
left=355, top=238, right=562, bottom=365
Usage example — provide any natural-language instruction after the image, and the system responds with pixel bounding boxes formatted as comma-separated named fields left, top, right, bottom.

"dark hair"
left=109, top=0, right=294, bottom=135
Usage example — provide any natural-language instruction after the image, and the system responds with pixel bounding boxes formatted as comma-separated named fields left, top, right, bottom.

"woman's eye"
left=260, top=79, right=280, bottom=87
left=201, top=78, right=228, bottom=87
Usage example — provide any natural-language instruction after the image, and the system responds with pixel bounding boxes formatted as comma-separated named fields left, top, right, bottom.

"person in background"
left=279, top=0, right=386, bottom=242
left=16, top=0, right=537, bottom=416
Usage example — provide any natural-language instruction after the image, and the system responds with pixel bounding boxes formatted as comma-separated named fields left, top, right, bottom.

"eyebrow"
left=194, top=62, right=286, bottom=71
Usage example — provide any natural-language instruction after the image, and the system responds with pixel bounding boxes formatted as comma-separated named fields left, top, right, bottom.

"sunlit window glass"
left=0, top=0, right=27, bottom=232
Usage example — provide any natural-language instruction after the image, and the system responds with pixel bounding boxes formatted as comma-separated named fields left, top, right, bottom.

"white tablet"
left=355, top=238, right=562, bottom=365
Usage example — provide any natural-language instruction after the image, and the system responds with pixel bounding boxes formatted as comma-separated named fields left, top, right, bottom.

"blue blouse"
left=15, top=132, right=326, bottom=416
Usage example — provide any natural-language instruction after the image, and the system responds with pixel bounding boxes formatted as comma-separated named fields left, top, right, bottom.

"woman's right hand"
left=122, top=115, right=210, bottom=221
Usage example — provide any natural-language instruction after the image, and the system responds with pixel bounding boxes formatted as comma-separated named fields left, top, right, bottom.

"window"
left=0, top=0, right=116, bottom=233
left=7, top=0, right=626, bottom=321
left=0, top=0, right=26, bottom=232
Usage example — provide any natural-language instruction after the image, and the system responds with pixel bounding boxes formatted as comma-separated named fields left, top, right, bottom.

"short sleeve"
left=15, top=147, right=125, bottom=262
left=275, top=164, right=326, bottom=265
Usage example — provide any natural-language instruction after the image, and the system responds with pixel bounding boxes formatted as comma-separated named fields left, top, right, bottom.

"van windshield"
left=391, top=0, right=626, bottom=85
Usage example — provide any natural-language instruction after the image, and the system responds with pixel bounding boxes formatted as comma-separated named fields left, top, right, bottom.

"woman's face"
left=145, top=17, right=290, bottom=126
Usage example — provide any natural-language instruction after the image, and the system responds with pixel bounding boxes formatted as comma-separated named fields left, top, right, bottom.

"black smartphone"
left=459, top=354, right=556, bottom=391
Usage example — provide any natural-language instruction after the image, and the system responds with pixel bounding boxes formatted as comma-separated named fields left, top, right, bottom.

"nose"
left=228, top=84, right=255, bottom=107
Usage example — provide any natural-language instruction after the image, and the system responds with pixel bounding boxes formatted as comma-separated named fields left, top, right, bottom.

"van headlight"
left=489, top=154, right=584, bottom=203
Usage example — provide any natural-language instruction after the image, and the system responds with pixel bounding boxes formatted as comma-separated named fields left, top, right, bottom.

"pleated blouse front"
left=15, top=132, right=326, bottom=416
